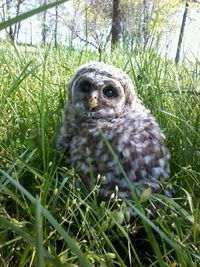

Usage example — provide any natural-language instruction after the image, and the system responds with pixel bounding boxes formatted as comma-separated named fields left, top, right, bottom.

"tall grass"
left=0, top=41, right=200, bottom=266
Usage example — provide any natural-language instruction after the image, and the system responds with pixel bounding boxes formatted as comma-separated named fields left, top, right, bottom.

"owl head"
left=67, top=61, right=140, bottom=119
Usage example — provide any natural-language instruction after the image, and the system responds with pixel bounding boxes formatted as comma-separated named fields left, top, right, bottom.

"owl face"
left=67, top=62, right=138, bottom=119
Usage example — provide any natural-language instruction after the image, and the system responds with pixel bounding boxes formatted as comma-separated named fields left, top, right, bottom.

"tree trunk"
left=142, top=0, right=149, bottom=49
left=41, top=0, right=47, bottom=45
left=4, top=0, right=14, bottom=42
left=54, top=5, right=58, bottom=47
left=175, top=0, right=189, bottom=64
left=111, top=0, right=121, bottom=49
left=3, top=0, right=23, bottom=44
left=30, top=22, right=33, bottom=45
left=14, top=0, right=23, bottom=43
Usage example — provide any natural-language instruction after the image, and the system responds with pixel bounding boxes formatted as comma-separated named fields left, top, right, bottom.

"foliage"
left=74, top=0, right=184, bottom=50
left=0, top=40, right=200, bottom=266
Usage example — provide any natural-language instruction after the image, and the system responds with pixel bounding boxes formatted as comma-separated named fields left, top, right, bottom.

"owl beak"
left=87, top=96, right=98, bottom=111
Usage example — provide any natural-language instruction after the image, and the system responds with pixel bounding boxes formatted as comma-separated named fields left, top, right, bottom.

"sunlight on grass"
left=0, top=41, right=200, bottom=266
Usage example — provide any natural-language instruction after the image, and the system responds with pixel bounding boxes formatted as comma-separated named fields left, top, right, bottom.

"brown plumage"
left=57, top=61, right=170, bottom=204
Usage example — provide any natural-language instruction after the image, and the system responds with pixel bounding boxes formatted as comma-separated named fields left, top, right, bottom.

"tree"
left=0, top=0, right=25, bottom=43
left=72, top=0, right=184, bottom=52
left=175, top=0, right=200, bottom=63
left=142, top=0, right=149, bottom=48
left=54, top=4, right=58, bottom=47
left=72, top=1, right=111, bottom=53
left=41, top=0, right=47, bottom=45
left=175, top=0, right=189, bottom=64
left=111, top=0, right=121, bottom=48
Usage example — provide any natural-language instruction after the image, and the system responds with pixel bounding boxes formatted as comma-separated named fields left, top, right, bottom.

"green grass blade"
left=1, top=61, right=37, bottom=107
left=129, top=203, right=197, bottom=264
left=0, top=217, right=64, bottom=267
left=0, top=169, right=93, bottom=267
left=35, top=196, right=45, bottom=267
left=0, top=0, right=69, bottom=31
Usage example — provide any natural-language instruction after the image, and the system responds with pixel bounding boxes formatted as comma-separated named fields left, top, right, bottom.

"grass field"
left=0, top=41, right=200, bottom=266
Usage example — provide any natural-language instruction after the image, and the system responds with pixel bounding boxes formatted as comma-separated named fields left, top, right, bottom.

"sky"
left=0, top=1, right=200, bottom=62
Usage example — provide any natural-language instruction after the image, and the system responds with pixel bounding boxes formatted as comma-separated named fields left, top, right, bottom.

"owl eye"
left=103, top=86, right=118, bottom=98
left=79, top=81, right=91, bottom=93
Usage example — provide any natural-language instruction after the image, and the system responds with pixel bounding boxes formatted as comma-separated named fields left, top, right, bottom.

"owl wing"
left=56, top=112, right=74, bottom=154
left=106, top=113, right=170, bottom=193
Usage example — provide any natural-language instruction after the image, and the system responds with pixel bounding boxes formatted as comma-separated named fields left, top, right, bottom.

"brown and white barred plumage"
left=57, top=62, right=170, bottom=201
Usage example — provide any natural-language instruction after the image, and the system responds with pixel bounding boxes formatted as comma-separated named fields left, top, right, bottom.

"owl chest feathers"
left=61, top=109, right=170, bottom=192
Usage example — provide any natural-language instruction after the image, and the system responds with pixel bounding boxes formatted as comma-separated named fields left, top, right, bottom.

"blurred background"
left=0, top=0, right=200, bottom=63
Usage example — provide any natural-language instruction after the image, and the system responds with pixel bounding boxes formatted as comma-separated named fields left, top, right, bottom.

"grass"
left=0, top=41, right=200, bottom=266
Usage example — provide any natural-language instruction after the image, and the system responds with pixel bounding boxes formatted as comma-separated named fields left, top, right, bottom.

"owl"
left=57, top=61, right=170, bottom=205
